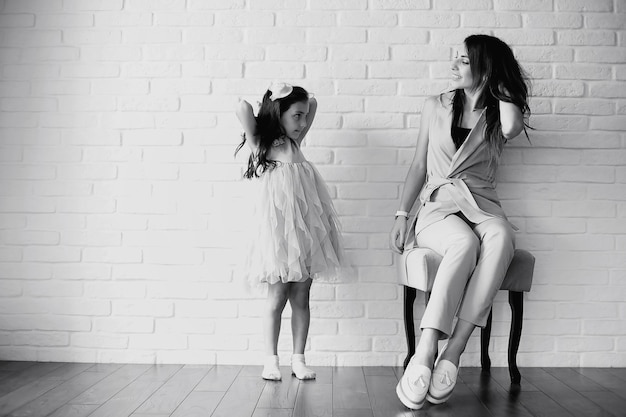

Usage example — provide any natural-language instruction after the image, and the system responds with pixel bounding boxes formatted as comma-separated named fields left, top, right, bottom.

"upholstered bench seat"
left=399, top=248, right=535, bottom=384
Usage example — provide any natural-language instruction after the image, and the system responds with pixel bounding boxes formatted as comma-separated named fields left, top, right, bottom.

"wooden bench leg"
left=403, top=285, right=417, bottom=369
left=480, top=308, right=493, bottom=374
left=508, top=291, right=523, bottom=384
left=479, top=292, right=524, bottom=384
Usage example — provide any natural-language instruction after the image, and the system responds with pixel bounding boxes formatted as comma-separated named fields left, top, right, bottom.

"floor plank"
left=332, top=366, right=371, bottom=411
left=543, top=367, right=606, bottom=393
left=132, top=365, right=210, bottom=415
left=7, top=369, right=114, bottom=417
left=83, top=363, right=123, bottom=374
left=238, top=365, right=263, bottom=377
left=0, top=363, right=36, bottom=373
left=251, top=409, right=293, bottom=417
left=312, top=366, right=333, bottom=384
left=461, top=368, right=534, bottom=417
left=334, top=409, right=375, bottom=417
left=486, top=367, right=540, bottom=392
left=43, top=363, right=94, bottom=381
left=86, top=365, right=181, bottom=417
left=194, top=364, right=239, bottom=391
left=293, top=381, right=333, bottom=417
left=573, top=367, right=626, bottom=400
left=0, top=362, right=65, bottom=398
left=130, top=414, right=169, bottom=417
left=391, top=366, right=404, bottom=381
left=68, top=364, right=152, bottom=406
left=515, top=391, right=573, bottom=417
left=521, top=368, right=604, bottom=417
left=363, top=366, right=396, bottom=376
left=46, top=404, right=99, bottom=417
left=606, top=368, right=626, bottom=382
left=169, top=391, right=224, bottom=417
left=0, top=378, right=63, bottom=416
left=364, top=374, right=415, bottom=417
left=210, top=375, right=266, bottom=417
left=578, top=390, right=626, bottom=417
left=440, top=374, right=495, bottom=417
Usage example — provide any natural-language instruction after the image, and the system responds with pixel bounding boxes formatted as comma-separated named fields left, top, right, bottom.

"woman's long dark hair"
left=235, top=86, right=310, bottom=179
left=452, top=34, right=531, bottom=166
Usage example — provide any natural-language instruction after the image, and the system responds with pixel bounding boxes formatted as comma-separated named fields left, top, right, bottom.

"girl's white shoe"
left=291, top=354, right=316, bottom=380
left=262, top=355, right=282, bottom=381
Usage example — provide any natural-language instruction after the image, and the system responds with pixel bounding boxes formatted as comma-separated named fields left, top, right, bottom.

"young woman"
left=390, top=35, right=531, bottom=409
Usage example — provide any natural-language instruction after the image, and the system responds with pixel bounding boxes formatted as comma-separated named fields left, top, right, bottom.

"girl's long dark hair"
left=235, top=86, right=310, bottom=179
left=452, top=34, right=532, bottom=166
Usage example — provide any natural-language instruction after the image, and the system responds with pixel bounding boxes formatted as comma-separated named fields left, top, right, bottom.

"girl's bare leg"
left=288, top=279, right=315, bottom=379
left=262, top=281, right=289, bottom=380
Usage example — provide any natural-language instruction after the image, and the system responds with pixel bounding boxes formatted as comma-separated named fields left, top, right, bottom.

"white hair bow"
left=268, top=82, right=293, bottom=101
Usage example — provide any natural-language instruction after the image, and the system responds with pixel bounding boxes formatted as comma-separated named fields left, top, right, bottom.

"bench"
left=398, top=247, right=535, bottom=384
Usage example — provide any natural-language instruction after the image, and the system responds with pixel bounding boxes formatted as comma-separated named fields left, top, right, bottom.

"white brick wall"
left=0, top=0, right=625, bottom=367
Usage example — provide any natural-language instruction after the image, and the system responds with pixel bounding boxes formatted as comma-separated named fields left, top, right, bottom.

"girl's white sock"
left=291, top=354, right=316, bottom=380
left=262, top=355, right=281, bottom=381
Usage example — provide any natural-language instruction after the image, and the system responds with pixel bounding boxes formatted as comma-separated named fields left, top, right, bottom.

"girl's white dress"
left=245, top=137, right=347, bottom=286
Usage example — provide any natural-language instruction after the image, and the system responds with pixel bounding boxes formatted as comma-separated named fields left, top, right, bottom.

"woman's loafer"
left=426, top=359, right=458, bottom=404
left=396, top=360, right=432, bottom=410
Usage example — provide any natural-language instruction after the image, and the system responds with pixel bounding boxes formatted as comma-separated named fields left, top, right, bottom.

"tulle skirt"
left=244, top=161, right=348, bottom=287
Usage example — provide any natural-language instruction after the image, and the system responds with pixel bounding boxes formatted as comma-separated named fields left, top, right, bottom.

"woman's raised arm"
left=498, top=88, right=524, bottom=139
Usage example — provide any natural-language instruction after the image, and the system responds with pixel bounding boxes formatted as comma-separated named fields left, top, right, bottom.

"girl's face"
left=450, top=43, right=474, bottom=91
left=280, top=100, right=309, bottom=141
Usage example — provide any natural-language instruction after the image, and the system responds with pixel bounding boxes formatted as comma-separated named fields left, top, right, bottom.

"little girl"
left=235, top=82, right=347, bottom=381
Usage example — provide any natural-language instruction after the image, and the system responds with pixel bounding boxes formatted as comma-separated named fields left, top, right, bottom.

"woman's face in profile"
left=450, top=43, right=474, bottom=91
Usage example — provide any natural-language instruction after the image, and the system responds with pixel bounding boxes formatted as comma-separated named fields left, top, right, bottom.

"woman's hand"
left=389, top=217, right=408, bottom=254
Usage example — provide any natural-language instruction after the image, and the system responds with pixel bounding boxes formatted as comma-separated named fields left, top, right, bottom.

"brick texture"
left=0, top=1, right=625, bottom=367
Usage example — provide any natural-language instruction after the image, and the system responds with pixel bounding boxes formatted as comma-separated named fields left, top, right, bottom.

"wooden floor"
left=0, top=362, right=625, bottom=417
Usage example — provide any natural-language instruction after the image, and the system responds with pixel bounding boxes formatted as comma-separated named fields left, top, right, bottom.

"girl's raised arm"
left=236, top=99, right=259, bottom=151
